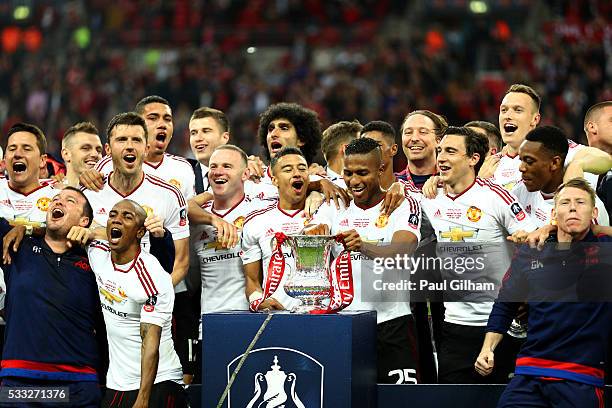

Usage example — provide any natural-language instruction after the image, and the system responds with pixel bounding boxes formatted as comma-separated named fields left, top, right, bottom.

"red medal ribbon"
left=249, top=232, right=288, bottom=312
left=310, top=235, right=354, bottom=314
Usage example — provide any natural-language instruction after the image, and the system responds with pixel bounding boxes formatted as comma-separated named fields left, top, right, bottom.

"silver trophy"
left=279, top=235, right=335, bottom=313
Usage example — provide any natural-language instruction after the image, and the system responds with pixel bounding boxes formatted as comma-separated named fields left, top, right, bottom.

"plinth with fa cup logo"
left=202, top=311, right=377, bottom=408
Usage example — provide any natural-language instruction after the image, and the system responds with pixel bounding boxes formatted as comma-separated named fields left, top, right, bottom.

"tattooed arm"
left=133, top=322, right=162, bottom=408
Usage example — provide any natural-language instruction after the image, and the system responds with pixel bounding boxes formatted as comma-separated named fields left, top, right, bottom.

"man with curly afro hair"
left=257, top=102, right=322, bottom=165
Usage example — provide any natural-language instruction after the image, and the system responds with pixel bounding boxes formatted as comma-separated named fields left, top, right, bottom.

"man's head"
left=134, top=95, right=173, bottom=159
left=437, top=126, right=488, bottom=187
left=107, top=199, right=147, bottom=252
left=499, top=84, right=541, bottom=150
left=46, top=187, right=93, bottom=237
left=208, top=145, right=249, bottom=200
left=5, top=122, right=47, bottom=189
left=61, top=122, right=103, bottom=177
left=518, top=126, right=568, bottom=193
left=270, top=147, right=309, bottom=206
left=321, top=120, right=362, bottom=165
left=553, top=178, right=598, bottom=238
left=360, top=121, right=398, bottom=172
left=106, top=112, right=148, bottom=177
left=258, top=103, right=321, bottom=164
left=584, top=101, right=612, bottom=154
left=189, top=107, right=230, bottom=166
left=465, top=120, right=502, bottom=157
left=343, top=137, right=384, bottom=206
left=401, top=110, right=448, bottom=166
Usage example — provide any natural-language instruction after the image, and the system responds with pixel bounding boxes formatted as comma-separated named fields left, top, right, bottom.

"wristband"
left=248, top=290, right=263, bottom=303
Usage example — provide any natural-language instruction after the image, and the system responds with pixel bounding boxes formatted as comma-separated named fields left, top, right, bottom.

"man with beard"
left=0, top=188, right=103, bottom=407
left=87, top=200, right=187, bottom=407
left=60, top=122, right=103, bottom=188
left=306, top=137, right=422, bottom=384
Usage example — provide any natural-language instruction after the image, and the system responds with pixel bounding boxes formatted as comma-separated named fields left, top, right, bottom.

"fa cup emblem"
left=246, top=356, right=305, bottom=408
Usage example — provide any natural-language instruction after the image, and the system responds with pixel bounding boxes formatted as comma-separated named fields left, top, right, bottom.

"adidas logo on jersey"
left=97, top=208, right=106, bottom=215
left=265, top=228, right=275, bottom=238
left=339, top=218, right=349, bottom=227
left=434, top=209, right=442, bottom=218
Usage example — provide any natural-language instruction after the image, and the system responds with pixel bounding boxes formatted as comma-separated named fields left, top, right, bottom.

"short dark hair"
left=270, top=147, right=306, bottom=173
left=444, top=126, right=488, bottom=174
left=134, top=95, right=170, bottom=115
left=506, top=84, right=541, bottom=112
left=584, top=101, right=612, bottom=129
left=555, top=177, right=596, bottom=207
left=190, top=107, right=230, bottom=134
left=257, top=103, right=321, bottom=164
left=345, top=136, right=382, bottom=158
left=6, top=122, right=47, bottom=154
left=524, top=125, right=569, bottom=161
left=64, top=186, right=93, bottom=227
left=401, top=110, right=448, bottom=139
left=106, top=112, right=148, bottom=143
left=465, top=120, right=502, bottom=151
left=360, top=120, right=396, bottom=143
left=212, top=144, right=248, bottom=167
left=62, top=122, right=100, bottom=149
left=321, top=120, right=362, bottom=161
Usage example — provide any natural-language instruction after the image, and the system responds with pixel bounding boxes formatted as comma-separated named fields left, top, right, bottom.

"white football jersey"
left=191, top=196, right=275, bottom=338
left=420, top=177, right=537, bottom=326
left=88, top=241, right=183, bottom=391
left=96, top=153, right=196, bottom=200
left=0, top=180, right=58, bottom=226
left=325, top=167, right=347, bottom=189
left=512, top=181, right=609, bottom=228
left=240, top=203, right=315, bottom=310
left=312, top=197, right=422, bottom=323
left=492, top=140, right=598, bottom=191
left=84, top=172, right=189, bottom=250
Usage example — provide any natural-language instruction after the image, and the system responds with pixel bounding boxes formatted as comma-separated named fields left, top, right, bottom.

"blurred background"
left=0, top=0, right=609, bottom=163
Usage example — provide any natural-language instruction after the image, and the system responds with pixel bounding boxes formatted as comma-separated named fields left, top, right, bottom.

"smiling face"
left=518, top=140, right=561, bottom=193
left=401, top=114, right=439, bottom=164
left=499, top=92, right=540, bottom=150
left=46, top=189, right=90, bottom=236
left=189, top=117, right=229, bottom=166
left=109, top=124, right=147, bottom=177
left=553, top=187, right=597, bottom=237
left=5, top=131, right=46, bottom=190
left=208, top=148, right=248, bottom=200
left=62, top=132, right=103, bottom=176
left=142, top=102, right=173, bottom=160
left=343, top=152, right=383, bottom=207
left=267, top=118, right=304, bottom=159
left=107, top=200, right=146, bottom=253
left=271, top=154, right=309, bottom=206
left=436, top=134, right=479, bottom=187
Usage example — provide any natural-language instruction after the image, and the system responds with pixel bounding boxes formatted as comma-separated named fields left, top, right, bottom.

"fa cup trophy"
left=280, top=235, right=336, bottom=313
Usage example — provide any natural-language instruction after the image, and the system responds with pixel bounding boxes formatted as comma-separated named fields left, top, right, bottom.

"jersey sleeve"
left=181, top=164, right=196, bottom=200
left=162, top=189, right=190, bottom=240
left=495, top=190, right=537, bottom=234
left=240, top=218, right=263, bottom=264
left=390, top=196, right=422, bottom=242
left=87, top=240, right=112, bottom=274
left=139, top=261, right=175, bottom=327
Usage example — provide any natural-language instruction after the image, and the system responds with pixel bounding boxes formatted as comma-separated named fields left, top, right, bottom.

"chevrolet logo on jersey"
left=440, top=227, right=478, bottom=242
left=206, top=240, right=225, bottom=251
left=99, top=287, right=126, bottom=305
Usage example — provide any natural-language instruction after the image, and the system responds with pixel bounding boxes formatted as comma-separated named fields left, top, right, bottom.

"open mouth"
left=110, top=227, right=123, bottom=244
left=213, top=178, right=228, bottom=185
left=439, top=165, right=451, bottom=172
left=51, top=208, right=64, bottom=220
left=270, top=141, right=283, bottom=153
left=195, top=143, right=208, bottom=152
left=12, top=162, right=27, bottom=173
left=291, top=179, right=304, bottom=191
left=156, top=132, right=167, bottom=143
left=350, top=185, right=365, bottom=195
left=408, top=145, right=425, bottom=152
left=123, top=154, right=136, bottom=164
left=503, top=123, right=518, bottom=133
left=85, top=159, right=98, bottom=167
